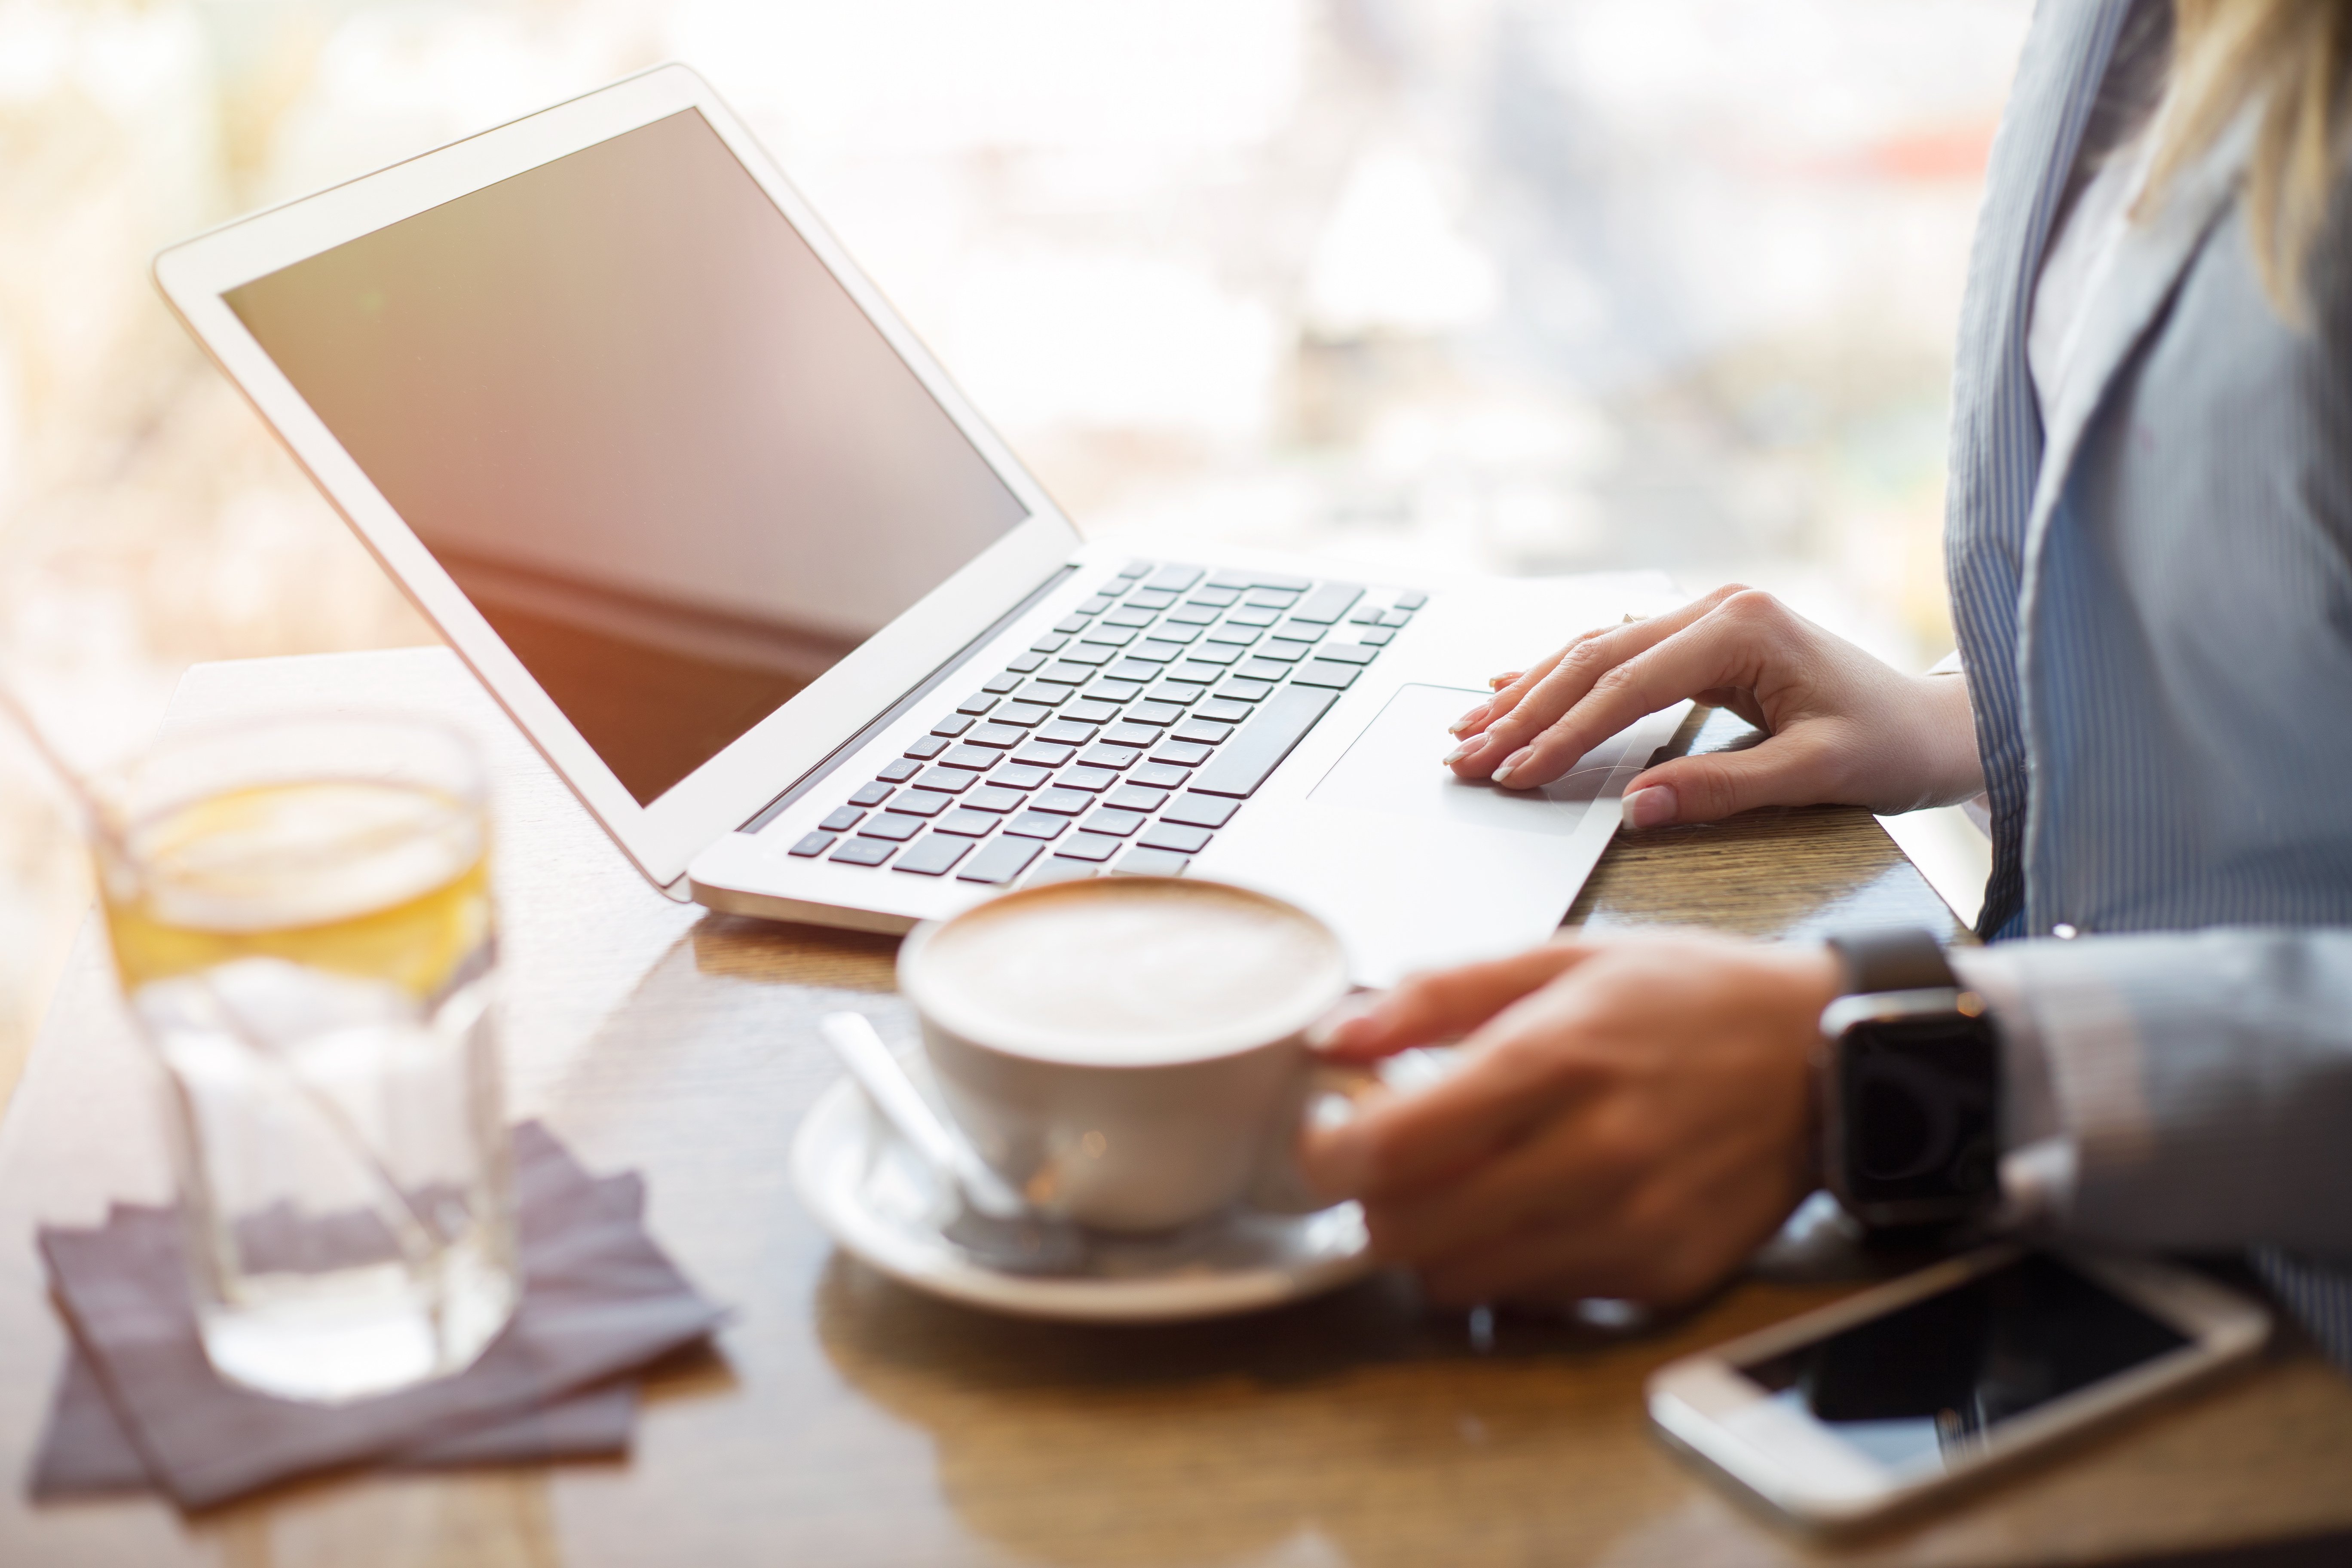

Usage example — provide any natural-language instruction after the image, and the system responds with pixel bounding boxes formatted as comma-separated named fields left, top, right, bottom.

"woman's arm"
left=1445, top=585, right=1984, bottom=827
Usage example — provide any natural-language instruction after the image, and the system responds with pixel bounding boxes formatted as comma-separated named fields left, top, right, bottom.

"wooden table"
left=4, top=647, right=2349, bottom=1568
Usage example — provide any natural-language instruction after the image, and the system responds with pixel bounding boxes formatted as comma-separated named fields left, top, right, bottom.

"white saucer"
left=790, top=1066, right=1376, bottom=1323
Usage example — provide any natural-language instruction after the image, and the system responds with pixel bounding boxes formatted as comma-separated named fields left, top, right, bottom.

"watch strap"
left=1825, top=928, right=1956, bottom=995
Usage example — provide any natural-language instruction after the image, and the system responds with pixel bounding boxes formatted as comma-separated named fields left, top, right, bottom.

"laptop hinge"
left=738, top=562, right=1080, bottom=835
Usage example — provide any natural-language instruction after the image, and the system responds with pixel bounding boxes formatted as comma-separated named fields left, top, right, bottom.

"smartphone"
left=1647, top=1246, right=2271, bottom=1531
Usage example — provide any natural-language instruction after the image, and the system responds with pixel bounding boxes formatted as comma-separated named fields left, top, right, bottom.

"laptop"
left=154, top=64, right=1685, bottom=986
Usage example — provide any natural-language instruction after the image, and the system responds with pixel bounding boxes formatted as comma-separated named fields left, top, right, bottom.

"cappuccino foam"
left=911, top=880, right=1347, bottom=1065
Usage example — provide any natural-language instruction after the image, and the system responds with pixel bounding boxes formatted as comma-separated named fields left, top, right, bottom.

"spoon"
left=818, top=1013, right=1090, bottom=1277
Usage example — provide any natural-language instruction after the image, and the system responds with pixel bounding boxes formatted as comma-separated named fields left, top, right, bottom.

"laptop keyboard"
left=782, top=560, right=1426, bottom=887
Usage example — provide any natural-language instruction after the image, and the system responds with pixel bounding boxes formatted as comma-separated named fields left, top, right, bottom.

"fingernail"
left=1448, top=704, right=1489, bottom=736
left=1624, top=785, right=1676, bottom=829
left=1442, top=741, right=1476, bottom=767
left=1489, top=747, right=1533, bottom=786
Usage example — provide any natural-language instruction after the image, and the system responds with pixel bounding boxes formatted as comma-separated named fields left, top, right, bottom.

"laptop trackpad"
left=1307, top=683, right=1618, bottom=834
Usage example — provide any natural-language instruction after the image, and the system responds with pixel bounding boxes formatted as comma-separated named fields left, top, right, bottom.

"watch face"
left=1838, top=1014, right=2000, bottom=1211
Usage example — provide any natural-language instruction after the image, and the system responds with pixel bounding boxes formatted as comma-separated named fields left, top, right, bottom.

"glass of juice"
left=95, top=714, right=516, bottom=1403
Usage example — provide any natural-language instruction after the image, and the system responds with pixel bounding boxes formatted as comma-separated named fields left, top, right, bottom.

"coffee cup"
left=897, top=877, right=1355, bottom=1233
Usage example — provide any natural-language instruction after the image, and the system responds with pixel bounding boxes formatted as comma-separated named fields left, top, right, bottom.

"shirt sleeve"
left=1951, top=930, right=2352, bottom=1257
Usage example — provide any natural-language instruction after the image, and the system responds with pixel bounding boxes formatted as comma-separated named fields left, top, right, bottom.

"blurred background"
left=0, top=0, right=2030, bottom=1103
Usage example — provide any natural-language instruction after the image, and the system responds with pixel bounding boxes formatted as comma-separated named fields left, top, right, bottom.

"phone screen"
left=1739, top=1253, right=2190, bottom=1474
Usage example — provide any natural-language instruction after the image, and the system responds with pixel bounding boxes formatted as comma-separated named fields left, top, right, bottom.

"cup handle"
left=1245, top=1061, right=1385, bottom=1216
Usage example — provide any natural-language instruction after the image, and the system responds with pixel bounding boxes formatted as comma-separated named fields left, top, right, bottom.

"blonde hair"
left=2142, top=0, right=2351, bottom=320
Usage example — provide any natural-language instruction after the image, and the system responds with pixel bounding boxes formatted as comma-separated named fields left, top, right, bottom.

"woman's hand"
left=1300, top=934, right=1838, bottom=1308
left=1442, top=585, right=1983, bottom=827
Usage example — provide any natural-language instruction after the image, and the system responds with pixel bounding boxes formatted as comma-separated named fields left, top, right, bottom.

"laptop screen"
left=227, top=109, right=1029, bottom=806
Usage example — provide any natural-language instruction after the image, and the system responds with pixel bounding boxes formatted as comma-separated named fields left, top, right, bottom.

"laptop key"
left=965, top=723, right=1026, bottom=749
left=963, top=785, right=1026, bottom=813
left=1004, top=811, right=1070, bottom=840
left=877, top=758, right=922, bottom=784
left=789, top=832, right=837, bottom=858
left=1164, top=603, right=1220, bottom=625
left=904, top=735, right=949, bottom=760
left=1145, top=622, right=1199, bottom=645
left=1104, top=606, right=1157, bottom=629
left=1007, top=652, right=1046, bottom=673
left=1314, top=642, right=1378, bottom=666
left=1112, top=847, right=1191, bottom=877
left=892, top=790, right=952, bottom=818
left=1149, top=741, right=1213, bottom=767
left=1038, top=662, right=1096, bottom=685
left=1348, top=604, right=1384, bottom=625
left=1128, top=641, right=1183, bottom=664
left=957, top=836, right=1044, bottom=884
left=1218, top=677, right=1277, bottom=702
left=1380, top=609, right=1412, bottom=627
left=830, top=837, right=895, bottom=867
left=1126, top=588, right=1178, bottom=610
left=848, top=782, right=895, bottom=807
left=1078, top=626, right=1135, bottom=648
left=1242, top=588, right=1300, bottom=610
left=818, top=806, right=866, bottom=833
left=1054, top=615, right=1089, bottom=635
left=1191, top=685, right=1337, bottom=798
left=1085, top=808, right=1147, bottom=837
left=1055, top=831, right=1124, bottom=863
left=1038, top=719, right=1098, bottom=746
left=1197, top=698, right=1253, bottom=725
left=1227, top=606, right=1280, bottom=627
left=1205, top=569, right=1253, bottom=591
left=857, top=812, right=927, bottom=842
left=1144, top=564, right=1204, bottom=592
left=1117, top=559, right=1154, bottom=578
left=1290, top=583, right=1365, bottom=624
left=1130, top=762, right=1192, bottom=790
left=893, top=834, right=971, bottom=877
left=1235, top=657, right=1294, bottom=682
left=1032, top=633, right=1069, bottom=653
left=993, top=763, right=1054, bottom=790
left=1105, top=784, right=1170, bottom=813
left=1030, top=788, right=1093, bottom=815
left=957, top=693, right=999, bottom=716
left=1079, top=744, right=1141, bottom=770
left=1139, top=822, right=1213, bottom=855
left=1173, top=719, right=1234, bottom=744
left=1089, top=678, right=1147, bottom=702
left=1145, top=681, right=1202, bottom=705
left=1104, top=659, right=1162, bottom=685
left=1292, top=661, right=1362, bottom=690
left=995, top=701, right=1052, bottom=728
left=1029, top=857, right=1101, bottom=886
left=1061, top=765, right=1120, bottom=792
left=1057, top=644, right=1116, bottom=667
left=1250, top=642, right=1308, bottom=664
left=1394, top=589, right=1429, bottom=609
left=1161, top=793, right=1239, bottom=828
left=1204, top=625, right=1260, bottom=646
left=912, top=766, right=977, bottom=794
left=1063, top=698, right=1121, bottom=725
left=1103, top=721, right=1160, bottom=747
left=1078, top=594, right=1116, bottom=615
left=1127, top=701, right=1183, bottom=727
left=939, top=744, right=1001, bottom=771
left=1272, top=620, right=1325, bottom=643
left=1014, top=741, right=1076, bottom=769
left=1013, top=680, right=1071, bottom=706
left=1358, top=627, right=1396, bottom=646
left=983, top=671, right=1024, bottom=695
left=934, top=808, right=999, bottom=837
left=1173, top=657, right=1235, bottom=682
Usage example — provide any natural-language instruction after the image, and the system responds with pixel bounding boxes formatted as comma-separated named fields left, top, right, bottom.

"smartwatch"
left=1817, top=928, right=2002, bottom=1231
